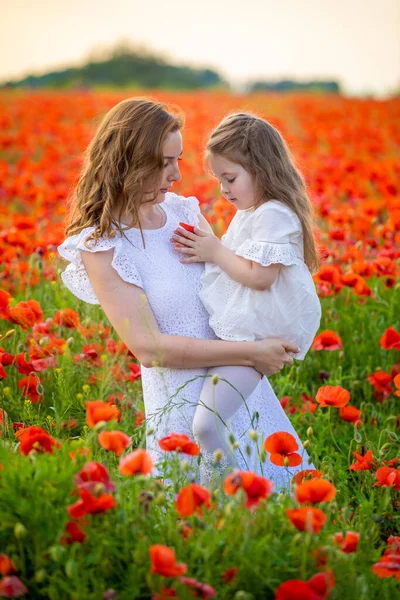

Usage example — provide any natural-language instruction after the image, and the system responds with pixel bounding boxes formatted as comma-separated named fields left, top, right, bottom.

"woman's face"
left=144, top=129, right=183, bottom=204
left=209, top=153, right=257, bottom=211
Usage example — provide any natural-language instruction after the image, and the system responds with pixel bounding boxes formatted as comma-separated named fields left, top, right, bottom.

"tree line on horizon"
left=1, top=45, right=341, bottom=93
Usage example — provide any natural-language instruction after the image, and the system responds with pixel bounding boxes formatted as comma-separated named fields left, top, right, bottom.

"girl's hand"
left=170, top=227, right=222, bottom=263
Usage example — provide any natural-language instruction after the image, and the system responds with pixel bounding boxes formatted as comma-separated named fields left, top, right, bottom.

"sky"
left=1, top=0, right=399, bottom=95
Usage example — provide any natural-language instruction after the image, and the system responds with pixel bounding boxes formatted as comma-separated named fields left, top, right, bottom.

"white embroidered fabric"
left=58, top=193, right=314, bottom=491
left=199, top=200, right=322, bottom=360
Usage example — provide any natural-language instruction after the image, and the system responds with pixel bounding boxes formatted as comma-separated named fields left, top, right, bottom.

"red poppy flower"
left=74, top=461, right=115, bottom=493
left=60, top=520, right=87, bottom=545
left=0, top=554, right=16, bottom=576
left=339, top=405, right=362, bottom=425
left=275, top=579, right=317, bottom=600
left=0, top=576, right=28, bottom=598
left=394, top=373, right=400, bottom=397
left=285, top=507, right=327, bottom=533
left=307, top=570, right=335, bottom=598
left=85, top=401, right=121, bottom=428
left=373, top=467, right=400, bottom=490
left=178, top=576, right=216, bottom=598
left=17, top=374, right=43, bottom=403
left=128, top=362, right=141, bottom=382
left=7, top=299, right=43, bottom=329
left=15, top=425, right=59, bottom=456
left=68, top=488, right=117, bottom=518
left=53, top=308, right=81, bottom=329
left=367, top=370, right=393, bottom=398
left=295, top=479, right=337, bottom=505
left=152, top=587, right=179, bottom=600
left=315, top=386, right=350, bottom=408
left=380, top=327, right=400, bottom=350
left=222, top=567, right=238, bottom=584
left=348, top=450, right=375, bottom=471
left=149, top=545, right=187, bottom=577
left=98, top=431, right=131, bottom=456
left=223, top=471, right=274, bottom=509
left=294, top=470, right=323, bottom=485
left=176, top=483, right=211, bottom=517
left=371, top=554, right=400, bottom=580
left=333, top=531, right=360, bottom=553
left=312, top=330, right=343, bottom=351
left=179, top=222, right=196, bottom=233
left=264, top=432, right=302, bottom=466
left=0, top=290, right=11, bottom=317
left=158, top=433, right=200, bottom=456
left=119, top=449, right=153, bottom=476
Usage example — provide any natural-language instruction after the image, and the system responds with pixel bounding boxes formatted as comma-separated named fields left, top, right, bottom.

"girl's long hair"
left=206, top=113, right=320, bottom=273
left=66, top=98, right=183, bottom=246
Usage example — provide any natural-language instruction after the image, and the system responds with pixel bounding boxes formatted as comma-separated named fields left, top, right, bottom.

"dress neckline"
left=119, top=204, right=168, bottom=233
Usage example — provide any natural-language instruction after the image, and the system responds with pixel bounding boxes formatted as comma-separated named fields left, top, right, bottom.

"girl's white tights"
left=193, top=366, right=262, bottom=485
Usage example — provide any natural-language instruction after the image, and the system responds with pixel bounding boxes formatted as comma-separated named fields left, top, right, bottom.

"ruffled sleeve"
left=58, top=227, right=143, bottom=305
left=235, top=200, right=302, bottom=267
left=164, top=192, right=201, bottom=227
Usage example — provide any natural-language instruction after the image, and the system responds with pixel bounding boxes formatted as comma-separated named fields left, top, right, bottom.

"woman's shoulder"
left=58, top=225, right=143, bottom=305
left=58, top=225, right=125, bottom=263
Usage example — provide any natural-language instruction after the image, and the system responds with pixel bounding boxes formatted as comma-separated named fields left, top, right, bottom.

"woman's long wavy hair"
left=206, top=113, right=320, bottom=273
left=66, top=98, right=183, bottom=246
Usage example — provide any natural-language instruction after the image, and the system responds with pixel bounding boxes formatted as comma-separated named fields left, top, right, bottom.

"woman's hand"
left=170, top=227, right=222, bottom=263
left=253, top=339, right=299, bottom=376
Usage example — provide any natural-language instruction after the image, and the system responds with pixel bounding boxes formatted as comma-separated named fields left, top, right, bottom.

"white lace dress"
left=58, top=192, right=314, bottom=490
left=200, top=200, right=321, bottom=359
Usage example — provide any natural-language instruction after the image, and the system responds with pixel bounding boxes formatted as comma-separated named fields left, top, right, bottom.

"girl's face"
left=209, top=153, right=257, bottom=210
left=144, top=129, right=183, bottom=204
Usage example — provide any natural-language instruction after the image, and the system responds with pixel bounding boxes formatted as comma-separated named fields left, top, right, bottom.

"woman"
left=58, top=98, right=312, bottom=489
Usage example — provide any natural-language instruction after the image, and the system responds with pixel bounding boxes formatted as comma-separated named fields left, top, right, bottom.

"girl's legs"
left=193, top=366, right=262, bottom=485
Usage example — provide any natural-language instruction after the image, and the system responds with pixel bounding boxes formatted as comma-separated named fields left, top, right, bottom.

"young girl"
left=171, top=113, right=321, bottom=482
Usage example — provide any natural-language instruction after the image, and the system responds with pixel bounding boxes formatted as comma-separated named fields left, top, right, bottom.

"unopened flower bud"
left=34, top=569, right=47, bottom=583
left=212, top=374, right=219, bottom=385
left=94, top=420, right=107, bottom=431
left=214, top=449, right=224, bottom=463
left=224, top=502, right=234, bottom=516
left=249, top=430, right=258, bottom=441
left=303, top=440, right=310, bottom=449
left=283, top=457, right=290, bottom=467
left=307, top=427, right=313, bottom=438
left=154, top=492, right=166, bottom=505
left=14, top=522, right=27, bottom=539
left=1, top=329, right=15, bottom=340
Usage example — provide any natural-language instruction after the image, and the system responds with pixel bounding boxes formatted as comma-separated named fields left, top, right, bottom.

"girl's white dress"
left=200, top=200, right=321, bottom=359
left=58, top=193, right=314, bottom=490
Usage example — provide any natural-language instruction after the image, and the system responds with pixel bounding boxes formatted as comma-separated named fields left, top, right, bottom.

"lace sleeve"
left=235, top=200, right=302, bottom=267
left=58, top=228, right=143, bottom=304
left=235, top=239, right=300, bottom=267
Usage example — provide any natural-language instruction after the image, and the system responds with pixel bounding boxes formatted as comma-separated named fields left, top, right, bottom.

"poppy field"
left=0, top=89, right=399, bottom=599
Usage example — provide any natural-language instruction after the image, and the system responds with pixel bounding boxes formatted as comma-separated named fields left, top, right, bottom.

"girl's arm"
left=81, top=248, right=297, bottom=375
left=171, top=224, right=280, bottom=291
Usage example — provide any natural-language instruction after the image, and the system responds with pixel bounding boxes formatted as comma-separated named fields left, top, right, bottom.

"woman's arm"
left=171, top=225, right=280, bottom=291
left=81, top=248, right=297, bottom=375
